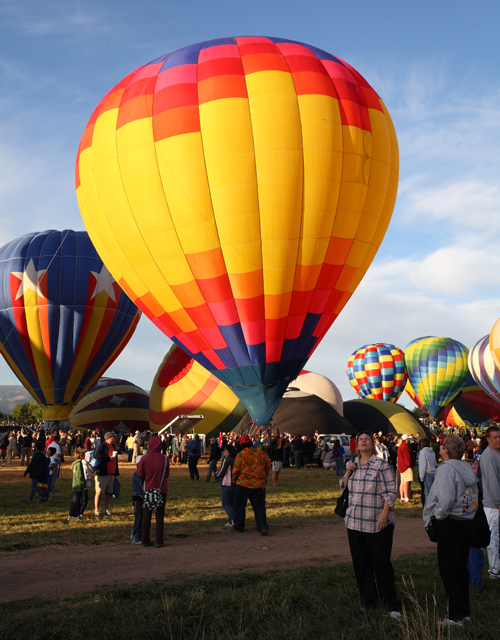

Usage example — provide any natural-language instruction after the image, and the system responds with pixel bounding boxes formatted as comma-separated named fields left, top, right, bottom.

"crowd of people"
left=3, top=418, right=500, bottom=628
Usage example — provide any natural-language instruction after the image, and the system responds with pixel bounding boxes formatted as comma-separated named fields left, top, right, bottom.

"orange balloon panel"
left=76, top=37, right=399, bottom=425
left=149, top=345, right=247, bottom=436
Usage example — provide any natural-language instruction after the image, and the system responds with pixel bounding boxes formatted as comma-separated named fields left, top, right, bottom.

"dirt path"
left=2, top=519, right=435, bottom=603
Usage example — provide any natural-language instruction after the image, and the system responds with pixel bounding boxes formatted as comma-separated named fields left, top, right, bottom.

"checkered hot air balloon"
left=0, top=231, right=140, bottom=420
left=404, top=336, right=469, bottom=419
left=76, top=36, right=399, bottom=425
left=346, top=343, right=407, bottom=403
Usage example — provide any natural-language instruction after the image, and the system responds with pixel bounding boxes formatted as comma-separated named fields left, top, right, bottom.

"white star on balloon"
left=90, top=265, right=117, bottom=302
left=11, top=259, right=47, bottom=300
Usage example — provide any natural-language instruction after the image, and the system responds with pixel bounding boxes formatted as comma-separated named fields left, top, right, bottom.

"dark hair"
left=35, top=441, right=44, bottom=451
left=47, top=446, right=56, bottom=455
left=224, top=444, right=236, bottom=457
left=419, top=438, right=430, bottom=449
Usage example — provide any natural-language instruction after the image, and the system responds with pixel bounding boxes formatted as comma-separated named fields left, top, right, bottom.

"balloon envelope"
left=346, top=343, right=407, bottom=403
left=440, top=376, right=500, bottom=427
left=343, top=398, right=430, bottom=437
left=404, top=379, right=424, bottom=408
left=404, top=336, right=469, bottom=419
left=149, top=344, right=247, bottom=437
left=0, top=231, right=140, bottom=419
left=288, top=370, right=343, bottom=415
left=468, top=335, right=500, bottom=404
left=70, top=377, right=149, bottom=431
left=76, top=36, right=399, bottom=425
left=490, top=318, right=500, bottom=370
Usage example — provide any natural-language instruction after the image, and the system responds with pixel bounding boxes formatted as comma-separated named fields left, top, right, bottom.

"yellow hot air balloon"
left=76, top=36, right=399, bottom=425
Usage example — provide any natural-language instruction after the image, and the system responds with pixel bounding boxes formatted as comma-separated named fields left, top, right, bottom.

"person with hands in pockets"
left=340, top=431, right=401, bottom=618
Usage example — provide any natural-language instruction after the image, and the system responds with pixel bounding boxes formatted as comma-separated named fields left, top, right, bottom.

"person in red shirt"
left=397, top=434, right=414, bottom=503
left=137, top=436, right=169, bottom=547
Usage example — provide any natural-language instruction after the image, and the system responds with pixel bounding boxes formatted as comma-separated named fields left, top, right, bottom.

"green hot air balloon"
left=404, top=336, right=469, bottom=419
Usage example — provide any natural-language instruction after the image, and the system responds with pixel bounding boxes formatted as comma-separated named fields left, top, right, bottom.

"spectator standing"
left=93, top=432, right=119, bottom=517
left=23, top=442, right=48, bottom=502
left=20, top=430, right=33, bottom=467
left=418, top=438, right=437, bottom=504
left=132, top=431, right=141, bottom=464
left=397, top=434, right=414, bottom=503
left=291, top=435, right=303, bottom=470
left=131, top=454, right=144, bottom=543
left=215, top=444, right=236, bottom=525
left=232, top=435, right=271, bottom=535
left=480, top=426, right=500, bottom=579
left=69, top=448, right=86, bottom=520
left=137, top=437, right=169, bottom=547
left=185, top=434, right=202, bottom=480
left=204, top=437, right=222, bottom=482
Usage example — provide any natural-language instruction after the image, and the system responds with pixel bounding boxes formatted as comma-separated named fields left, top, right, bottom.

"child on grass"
left=80, top=450, right=94, bottom=516
left=131, top=454, right=144, bottom=543
left=69, top=448, right=86, bottom=521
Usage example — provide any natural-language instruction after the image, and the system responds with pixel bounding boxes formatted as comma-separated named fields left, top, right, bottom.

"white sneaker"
left=68, top=516, right=78, bottom=521
left=388, top=611, right=401, bottom=619
left=225, top=522, right=233, bottom=527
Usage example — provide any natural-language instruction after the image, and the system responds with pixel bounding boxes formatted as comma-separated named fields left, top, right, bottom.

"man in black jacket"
left=93, top=432, right=119, bottom=517
left=24, top=442, right=48, bottom=502
left=204, top=437, right=222, bottom=482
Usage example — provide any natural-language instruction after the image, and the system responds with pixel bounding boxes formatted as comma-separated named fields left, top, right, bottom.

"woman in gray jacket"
left=422, top=434, right=478, bottom=628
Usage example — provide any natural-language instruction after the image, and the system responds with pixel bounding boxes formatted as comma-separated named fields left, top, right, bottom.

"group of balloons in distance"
left=346, top=331, right=500, bottom=422
left=0, top=36, right=482, bottom=428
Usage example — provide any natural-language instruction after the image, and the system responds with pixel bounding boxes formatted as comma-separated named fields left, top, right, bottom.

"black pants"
left=141, top=493, right=166, bottom=546
left=132, top=498, right=143, bottom=536
left=233, top=485, right=268, bottom=533
left=69, top=491, right=83, bottom=518
left=347, top=525, right=399, bottom=610
left=436, top=518, right=473, bottom=621
left=188, top=456, right=200, bottom=479
left=80, top=489, right=89, bottom=515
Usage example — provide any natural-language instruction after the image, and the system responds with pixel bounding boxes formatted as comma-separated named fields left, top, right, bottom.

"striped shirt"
left=341, top=455, right=397, bottom=533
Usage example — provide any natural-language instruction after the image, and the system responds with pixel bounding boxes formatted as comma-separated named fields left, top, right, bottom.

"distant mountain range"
left=0, top=386, right=33, bottom=414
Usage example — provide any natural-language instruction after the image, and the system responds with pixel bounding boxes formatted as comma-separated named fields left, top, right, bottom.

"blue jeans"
left=28, top=477, right=46, bottom=501
left=424, top=472, right=435, bottom=499
left=221, top=485, right=234, bottom=522
left=188, top=456, right=200, bottom=479
left=205, top=459, right=218, bottom=482
left=335, top=456, right=344, bottom=476
left=294, top=451, right=302, bottom=470
left=48, top=462, right=59, bottom=494
left=232, top=485, right=268, bottom=533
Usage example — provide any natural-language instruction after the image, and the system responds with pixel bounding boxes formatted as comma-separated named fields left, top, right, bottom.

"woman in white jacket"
left=418, top=438, right=437, bottom=501
left=422, top=435, right=478, bottom=628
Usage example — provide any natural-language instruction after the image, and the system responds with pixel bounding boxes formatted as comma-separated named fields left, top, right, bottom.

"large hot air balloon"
left=0, top=231, right=141, bottom=420
left=76, top=36, right=399, bottom=424
left=343, top=398, right=429, bottom=437
left=404, top=336, right=469, bottom=419
left=288, top=370, right=344, bottom=415
left=346, top=343, right=407, bottom=402
left=469, top=335, right=500, bottom=404
left=149, top=345, right=247, bottom=437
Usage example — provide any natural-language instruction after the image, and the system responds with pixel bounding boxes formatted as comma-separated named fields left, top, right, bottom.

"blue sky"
left=1, top=0, right=499, bottom=408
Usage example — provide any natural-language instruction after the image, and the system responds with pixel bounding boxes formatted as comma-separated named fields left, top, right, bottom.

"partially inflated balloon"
left=0, top=231, right=140, bottom=420
left=404, top=336, right=469, bottom=419
left=346, top=343, right=407, bottom=403
left=440, top=375, right=500, bottom=426
left=70, top=377, right=149, bottom=431
left=468, top=335, right=500, bottom=404
left=76, top=36, right=399, bottom=424
left=149, top=345, right=247, bottom=436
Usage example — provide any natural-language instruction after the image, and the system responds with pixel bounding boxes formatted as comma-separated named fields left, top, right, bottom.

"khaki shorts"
left=400, top=468, right=413, bottom=483
left=95, top=474, right=115, bottom=494
left=272, top=461, right=282, bottom=472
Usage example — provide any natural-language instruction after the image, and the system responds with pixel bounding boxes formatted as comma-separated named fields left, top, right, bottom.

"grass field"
left=1, top=554, right=499, bottom=639
left=0, top=460, right=422, bottom=552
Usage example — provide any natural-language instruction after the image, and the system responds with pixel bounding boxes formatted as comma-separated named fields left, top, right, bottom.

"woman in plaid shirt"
left=340, top=431, right=401, bottom=617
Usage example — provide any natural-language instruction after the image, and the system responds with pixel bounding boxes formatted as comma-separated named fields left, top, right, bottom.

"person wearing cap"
left=204, top=437, right=222, bottom=482
left=397, top=434, right=414, bottom=503
left=93, top=432, right=119, bottom=517
left=232, top=435, right=271, bottom=535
